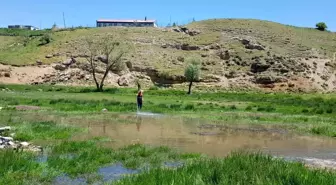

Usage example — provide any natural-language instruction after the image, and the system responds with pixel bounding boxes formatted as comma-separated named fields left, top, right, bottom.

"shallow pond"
left=71, top=112, right=336, bottom=169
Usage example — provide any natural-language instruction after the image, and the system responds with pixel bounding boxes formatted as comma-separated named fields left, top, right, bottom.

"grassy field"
left=116, top=152, right=336, bottom=185
left=1, top=84, right=336, bottom=137
left=1, top=84, right=336, bottom=184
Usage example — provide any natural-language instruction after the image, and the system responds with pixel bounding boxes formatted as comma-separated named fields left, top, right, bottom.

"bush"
left=184, top=104, right=195, bottom=110
left=149, top=86, right=159, bottom=91
left=230, top=105, right=237, bottom=110
left=315, top=108, right=324, bottom=114
left=316, top=22, right=327, bottom=31
left=257, top=106, right=265, bottom=112
left=302, top=109, right=309, bottom=113
left=265, top=105, right=276, bottom=112
left=39, top=33, right=52, bottom=45
left=326, top=108, right=333, bottom=114
left=245, top=106, right=253, bottom=111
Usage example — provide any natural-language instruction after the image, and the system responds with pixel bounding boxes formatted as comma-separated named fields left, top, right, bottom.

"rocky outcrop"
left=251, top=62, right=271, bottom=73
left=177, top=56, right=185, bottom=62
left=118, top=72, right=152, bottom=87
left=53, top=64, right=67, bottom=71
left=172, top=27, right=201, bottom=36
left=217, top=50, right=230, bottom=60
left=234, top=37, right=265, bottom=50
left=96, top=55, right=108, bottom=64
left=161, top=43, right=200, bottom=51
left=62, top=58, right=76, bottom=66
left=200, top=75, right=222, bottom=83
left=125, top=61, right=133, bottom=69
left=3, top=72, right=10, bottom=77
left=0, top=126, right=42, bottom=152
left=36, top=60, right=43, bottom=65
left=255, top=72, right=287, bottom=84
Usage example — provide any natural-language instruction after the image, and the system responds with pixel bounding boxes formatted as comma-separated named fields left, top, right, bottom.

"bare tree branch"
left=83, top=35, right=127, bottom=91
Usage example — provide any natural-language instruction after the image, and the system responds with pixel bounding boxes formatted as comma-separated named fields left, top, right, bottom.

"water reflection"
left=72, top=114, right=336, bottom=160
left=136, top=115, right=142, bottom=132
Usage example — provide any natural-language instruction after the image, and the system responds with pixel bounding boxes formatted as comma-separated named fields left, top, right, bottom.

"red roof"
left=97, top=19, right=156, bottom=23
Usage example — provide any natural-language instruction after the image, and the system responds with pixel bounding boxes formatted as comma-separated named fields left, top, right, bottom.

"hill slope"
left=0, top=19, right=336, bottom=92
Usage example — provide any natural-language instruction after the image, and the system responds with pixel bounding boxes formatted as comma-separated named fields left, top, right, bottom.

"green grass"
left=12, top=121, right=81, bottom=141
left=1, top=84, right=336, bottom=137
left=48, top=141, right=200, bottom=177
left=0, top=140, right=200, bottom=184
left=2, top=84, right=336, bottom=114
left=115, top=152, right=336, bottom=185
left=310, top=125, right=336, bottom=137
left=0, top=150, right=51, bottom=185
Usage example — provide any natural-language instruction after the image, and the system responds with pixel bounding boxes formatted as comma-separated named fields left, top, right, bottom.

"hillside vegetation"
left=0, top=19, right=336, bottom=91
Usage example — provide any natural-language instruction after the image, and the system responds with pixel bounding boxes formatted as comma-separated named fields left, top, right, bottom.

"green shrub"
left=315, top=108, right=324, bottom=114
left=265, top=105, right=276, bottom=112
left=149, top=86, right=159, bottom=90
left=302, top=109, right=309, bottom=113
left=245, top=105, right=253, bottom=111
left=230, top=105, right=237, bottom=110
left=257, top=105, right=276, bottom=112
left=316, top=22, right=327, bottom=31
left=39, top=33, right=52, bottom=45
left=184, top=104, right=195, bottom=110
left=326, top=108, right=333, bottom=114
left=257, top=106, right=265, bottom=112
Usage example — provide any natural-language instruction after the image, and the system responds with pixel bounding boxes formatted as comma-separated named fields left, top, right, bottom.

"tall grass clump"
left=116, top=152, right=336, bottom=185
left=14, top=121, right=80, bottom=141
left=229, top=105, right=237, bottom=110
left=311, top=126, right=336, bottom=137
left=47, top=142, right=200, bottom=177
left=0, top=150, right=46, bottom=184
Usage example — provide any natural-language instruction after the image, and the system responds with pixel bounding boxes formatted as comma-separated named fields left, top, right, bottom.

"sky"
left=1, top=0, right=335, bottom=31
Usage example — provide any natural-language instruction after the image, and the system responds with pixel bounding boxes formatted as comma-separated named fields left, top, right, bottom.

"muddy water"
left=73, top=113, right=336, bottom=166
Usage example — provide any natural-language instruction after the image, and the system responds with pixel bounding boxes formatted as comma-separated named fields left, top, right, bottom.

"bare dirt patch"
left=15, top=105, right=41, bottom=111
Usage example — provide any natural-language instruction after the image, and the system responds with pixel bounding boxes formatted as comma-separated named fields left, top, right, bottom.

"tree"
left=184, top=58, right=201, bottom=94
left=316, top=22, right=327, bottom=31
left=136, top=79, right=141, bottom=91
left=172, top=22, right=177, bottom=27
left=84, top=35, right=126, bottom=92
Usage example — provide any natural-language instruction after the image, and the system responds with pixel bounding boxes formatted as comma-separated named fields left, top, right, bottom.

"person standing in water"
left=137, top=90, right=143, bottom=111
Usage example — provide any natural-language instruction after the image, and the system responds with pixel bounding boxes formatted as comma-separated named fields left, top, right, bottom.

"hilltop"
left=0, top=19, right=335, bottom=92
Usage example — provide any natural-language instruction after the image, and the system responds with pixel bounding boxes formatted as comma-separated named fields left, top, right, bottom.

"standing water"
left=72, top=113, right=336, bottom=169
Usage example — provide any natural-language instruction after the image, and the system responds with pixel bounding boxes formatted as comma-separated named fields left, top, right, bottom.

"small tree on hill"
left=184, top=58, right=201, bottom=94
left=84, top=35, right=126, bottom=92
left=316, top=22, right=327, bottom=31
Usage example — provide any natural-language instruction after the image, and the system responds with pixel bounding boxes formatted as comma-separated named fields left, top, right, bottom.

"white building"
left=8, top=25, right=39, bottom=30
left=96, top=19, right=157, bottom=28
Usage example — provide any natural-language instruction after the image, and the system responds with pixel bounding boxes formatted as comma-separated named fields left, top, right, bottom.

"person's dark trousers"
left=137, top=97, right=143, bottom=110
